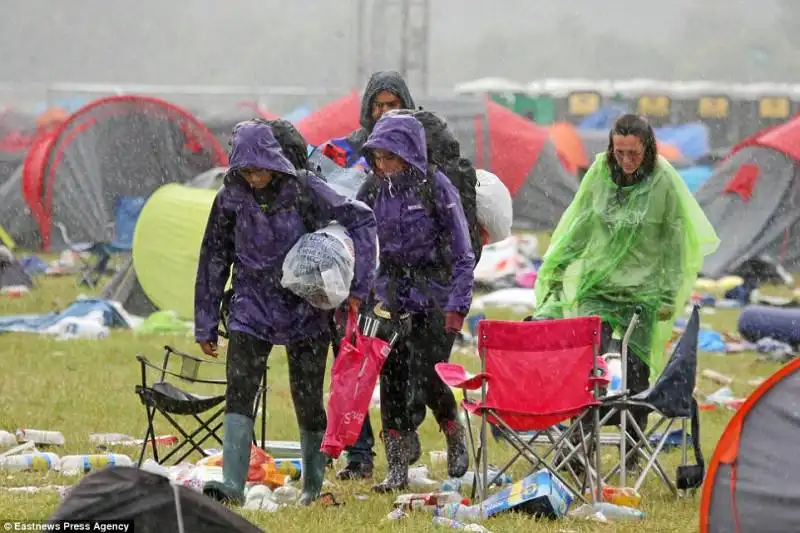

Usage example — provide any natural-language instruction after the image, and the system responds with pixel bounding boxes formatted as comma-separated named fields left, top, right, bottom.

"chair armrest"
left=138, top=354, right=227, bottom=386
left=164, top=345, right=224, bottom=365
left=435, top=362, right=489, bottom=390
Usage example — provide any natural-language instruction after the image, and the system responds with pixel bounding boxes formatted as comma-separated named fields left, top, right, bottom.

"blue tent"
left=677, top=165, right=713, bottom=193
left=578, top=104, right=628, bottom=129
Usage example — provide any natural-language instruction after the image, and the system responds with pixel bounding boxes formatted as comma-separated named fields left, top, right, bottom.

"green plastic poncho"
left=534, top=153, right=719, bottom=370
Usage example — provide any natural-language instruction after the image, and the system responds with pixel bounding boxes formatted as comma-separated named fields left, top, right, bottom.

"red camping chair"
left=435, top=316, right=607, bottom=505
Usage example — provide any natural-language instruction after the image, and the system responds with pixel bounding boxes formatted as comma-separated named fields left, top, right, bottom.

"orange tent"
left=548, top=122, right=588, bottom=174
left=656, top=140, right=683, bottom=162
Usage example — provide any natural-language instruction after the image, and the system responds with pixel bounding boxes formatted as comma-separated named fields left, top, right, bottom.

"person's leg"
left=372, top=334, right=414, bottom=493
left=203, top=331, right=270, bottom=504
left=329, top=312, right=376, bottom=479
left=409, top=311, right=469, bottom=478
left=286, top=331, right=331, bottom=506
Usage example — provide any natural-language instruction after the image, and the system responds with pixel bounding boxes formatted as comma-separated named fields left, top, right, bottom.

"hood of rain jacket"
left=195, top=122, right=377, bottom=345
left=358, top=113, right=474, bottom=315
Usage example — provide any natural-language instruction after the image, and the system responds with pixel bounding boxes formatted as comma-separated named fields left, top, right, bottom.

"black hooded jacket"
left=343, top=71, right=416, bottom=164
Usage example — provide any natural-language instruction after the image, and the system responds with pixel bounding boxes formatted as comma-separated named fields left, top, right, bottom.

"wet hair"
left=606, top=114, right=658, bottom=185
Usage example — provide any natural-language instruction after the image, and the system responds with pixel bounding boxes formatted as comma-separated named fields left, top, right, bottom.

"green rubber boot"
left=202, top=413, right=253, bottom=505
left=298, top=429, right=327, bottom=506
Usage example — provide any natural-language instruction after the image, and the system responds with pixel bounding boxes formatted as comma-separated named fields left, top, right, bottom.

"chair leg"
left=159, top=409, right=225, bottom=464
left=628, top=414, right=678, bottom=495
left=490, top=413, right=590, bottom=505
left=463, top=408, right=481, bottom=503
left=137, top=407, right=157, bottom=466
left=143, top=405, right=160, bottom=464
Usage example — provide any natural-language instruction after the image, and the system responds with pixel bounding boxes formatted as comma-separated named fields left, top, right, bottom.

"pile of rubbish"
left=473, top=234, right=541, bottom=291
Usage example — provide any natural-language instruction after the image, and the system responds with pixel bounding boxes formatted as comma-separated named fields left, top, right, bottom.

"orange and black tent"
left=700, top=357, right=800, bottom=533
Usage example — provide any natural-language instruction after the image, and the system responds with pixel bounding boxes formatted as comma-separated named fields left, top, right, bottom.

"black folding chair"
left=598, top=305, right=705, bottom=496
left=135, top=345, right=268, bottom=466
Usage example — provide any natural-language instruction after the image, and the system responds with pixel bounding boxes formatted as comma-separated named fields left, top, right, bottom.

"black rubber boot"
left=441, top=419, right=469, bottom=478
left=371, top=430, right=409, bottom=493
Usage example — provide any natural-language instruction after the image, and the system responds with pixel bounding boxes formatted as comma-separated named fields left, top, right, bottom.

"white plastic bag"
left=281, top=223, right=355, bottom=310
left=475, top=169, right=513, bottom=244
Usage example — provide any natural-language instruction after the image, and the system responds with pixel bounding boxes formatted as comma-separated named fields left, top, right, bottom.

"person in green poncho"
left=533, top=114, right=719, bottom=467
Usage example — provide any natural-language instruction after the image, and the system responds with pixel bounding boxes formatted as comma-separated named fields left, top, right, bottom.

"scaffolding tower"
left=356, top=0, right=430, bottom=95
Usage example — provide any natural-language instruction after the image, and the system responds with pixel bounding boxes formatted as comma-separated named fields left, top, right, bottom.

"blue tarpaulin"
left=655, top=123, right=710, bottom=160
left=0, top=298, right=130, bottom=334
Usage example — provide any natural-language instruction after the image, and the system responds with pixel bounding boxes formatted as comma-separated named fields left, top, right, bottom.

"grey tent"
left=101, top=257, right=158, bottom=317
left=695, top=117, right=800, bottom=278
left=26, top=95, right=228, bottom=251
left=0, top=166, right=42, bottom=249
left=0, top=246, right=34, bottom=292
left=419, top=96, right=578, bottom=230
left=700, top=357, right=800, bottom=533
left=188, top=166, right=228, bottom=189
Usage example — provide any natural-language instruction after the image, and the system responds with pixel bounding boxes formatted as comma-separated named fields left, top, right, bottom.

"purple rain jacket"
left=194, top=121, right=377, bottom=345
left=357, top=113, right=475, bottom=315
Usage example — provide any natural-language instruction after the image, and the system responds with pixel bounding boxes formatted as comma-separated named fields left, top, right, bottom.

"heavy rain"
left=0, top=1, right=798, bottom=531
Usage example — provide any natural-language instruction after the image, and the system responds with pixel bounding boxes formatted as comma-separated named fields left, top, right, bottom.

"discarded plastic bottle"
left=272, top=485, right=300, bottom=505
left=434, top=503, right=488, bottom=522
left=593, top=502, right=645, bottom=520
left=15, top=429, right=65, bottom=446
left=408, top=465, right=439, bottom=489
left=59, top=454, right=133, bottom=474
left=0, top=430, right=17, bottom=447
left=431, top=517, right=491, bottom=532
left=89, top=433, right=136, bottom=446
left=442, top=469, right=512, bottom=492
left=432, top=516, right=468, bottom=529
left=603, top=486, right=642, bottom=508
left=0, top=452, right=61, bottom=472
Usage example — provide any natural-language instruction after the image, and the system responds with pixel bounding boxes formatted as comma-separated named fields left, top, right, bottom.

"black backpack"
left=358, top=109, right=483, bottom=267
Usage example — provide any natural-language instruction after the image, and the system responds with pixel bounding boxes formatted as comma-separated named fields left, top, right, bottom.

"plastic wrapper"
left=475, top=169, right=513, bottom=244
left=281, top=223, right=355, bottom=310
left=534, top=154, right=719, bottom=368
left=308, top=148, right=369, bottom=200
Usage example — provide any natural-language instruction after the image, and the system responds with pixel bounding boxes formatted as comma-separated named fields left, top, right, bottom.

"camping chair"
left=135, top=345, right=269, bottom=466
left=56, top=195, right=147, bottom=289
left=595, top=305, right=704, bottom=496
left=435, top=316, right=607, bottom=505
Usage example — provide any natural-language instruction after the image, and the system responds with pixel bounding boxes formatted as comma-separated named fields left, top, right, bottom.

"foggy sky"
left=0, top=0, right=784, bottom=98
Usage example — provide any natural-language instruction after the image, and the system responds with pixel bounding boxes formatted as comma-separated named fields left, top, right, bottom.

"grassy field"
left=0, top=273, right=784, bottom=532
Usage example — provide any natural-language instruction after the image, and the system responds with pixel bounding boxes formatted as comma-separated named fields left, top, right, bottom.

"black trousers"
left=225, top=330, right=330, bottom=432
left=381, top=310, right=460, bottom=432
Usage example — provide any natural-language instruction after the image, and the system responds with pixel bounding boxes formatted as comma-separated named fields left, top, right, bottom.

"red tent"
left=695, top=113, right=800, bottom=276
left=295, top=92, right=361, bottom=146
left=294, top=94, right=577, bottom=229
left=22, top=95, right=227, bottom=250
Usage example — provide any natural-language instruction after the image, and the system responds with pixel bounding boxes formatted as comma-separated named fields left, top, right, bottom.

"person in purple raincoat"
left=194, top=120, right=377, bottom=506
left=356, top=112, right=475, bottom=493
